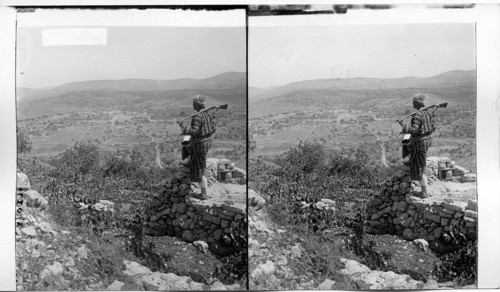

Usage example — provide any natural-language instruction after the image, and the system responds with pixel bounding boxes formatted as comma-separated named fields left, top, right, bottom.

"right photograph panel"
left=248, top=19, right=477, bottom=290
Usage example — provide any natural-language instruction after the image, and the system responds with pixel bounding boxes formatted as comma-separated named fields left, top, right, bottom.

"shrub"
left=433, top=226, right=477, bottom=286
left=213, top=250, right=248, bottom=285
left=17, top=129, right=33, bottom=154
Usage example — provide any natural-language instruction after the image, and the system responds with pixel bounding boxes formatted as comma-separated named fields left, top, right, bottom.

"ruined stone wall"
left=365, top=165, right=477, bottom=248
left=144, top=164, right=246, bottom=250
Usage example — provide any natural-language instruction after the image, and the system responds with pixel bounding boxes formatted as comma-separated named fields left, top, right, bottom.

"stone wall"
left=144, top=163, right=247, bottom=252
left=365, top=165, right=477, bottom=250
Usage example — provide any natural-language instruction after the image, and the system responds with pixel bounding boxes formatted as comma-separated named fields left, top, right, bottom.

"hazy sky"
left=17, top=26, right=246, bottom=88
left=250, top=23, right=476, bottom=88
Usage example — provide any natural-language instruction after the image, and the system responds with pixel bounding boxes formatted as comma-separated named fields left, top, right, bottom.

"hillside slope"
left=250, top=69, right=476, bottom=102
left=18, top=71, right=246, bottom=103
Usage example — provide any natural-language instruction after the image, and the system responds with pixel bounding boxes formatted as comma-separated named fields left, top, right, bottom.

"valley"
left=17, top=72, right=247, bottom=169
left=250, top=70, right=477, bottom=172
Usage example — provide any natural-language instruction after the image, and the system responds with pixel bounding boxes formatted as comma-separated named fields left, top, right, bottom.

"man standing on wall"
left=179, top=95, right=217, bottom=200
left=401, top=93, right=436, bottom=198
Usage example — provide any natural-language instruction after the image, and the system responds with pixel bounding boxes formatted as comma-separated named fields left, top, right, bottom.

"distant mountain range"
left=17, top=71, right=246, bottom=119
left=17, top=71, right=246, bottom=102
left=250, top=69, right=476, bottom=101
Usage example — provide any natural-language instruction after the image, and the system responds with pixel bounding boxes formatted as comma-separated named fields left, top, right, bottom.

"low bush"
left=433, top=226, right=477, bottom=286
left=213, top=250, right=248, bottom=285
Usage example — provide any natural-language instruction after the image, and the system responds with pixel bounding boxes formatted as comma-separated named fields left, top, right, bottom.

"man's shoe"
left=192, top=192, right=208, bottom=200
left=414, top=190, right=429, bottom=198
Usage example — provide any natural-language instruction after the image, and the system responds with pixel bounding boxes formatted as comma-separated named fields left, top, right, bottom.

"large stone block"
left=377, top=206, right=392, bottom=216
left=466, top=200, right=478, bottom=212
left=464, top=216, right=477, bottom=223
left=24, top=190, right=48, bottom=210
left=461, top=173, right=476, bottom=183
left=402, top=228, right=415, bottom=240
left=221, top=220, right=230, bottom=228
left=397, top=201, right=408, bottom=212
left=222, top=204, right=245, bottom=214
left=464, top=210, right=477, bottom=219
left=179, top=183, right=189, bottom=191
left=438, top=211, right=453, bottom=218
left=400, top=214, right=412, bottom=228
left=177, top=203, right=188, bottom=214
left=203, top=213, right=221, bottom=225
left=465, top=221, right=477, bottom=228
left=213, top=229, right=223, bottom=240
left=443, top=201, right=467, bottom=213
left=170, top=197, right=182, bottom=203
left=423, top=211, right=440, bottom=223
left=440, top=218, right=450, bottom=226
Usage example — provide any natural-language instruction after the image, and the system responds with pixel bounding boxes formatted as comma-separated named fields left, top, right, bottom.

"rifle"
left=177, top=104, right=228, bottom=124
left=397, top=102, right=447, bottom=126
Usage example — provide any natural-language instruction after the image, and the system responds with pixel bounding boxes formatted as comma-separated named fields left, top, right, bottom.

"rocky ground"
left=248, top=189, right=476, bottom=290
left=16, top=171, right=245, bottom=291
left=426, top=180, right=476, bottom=202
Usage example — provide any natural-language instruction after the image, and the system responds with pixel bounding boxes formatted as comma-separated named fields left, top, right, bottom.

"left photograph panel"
left=15, top=8, right=247, bottom=291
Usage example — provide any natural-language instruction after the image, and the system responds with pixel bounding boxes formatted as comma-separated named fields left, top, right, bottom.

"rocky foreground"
left=248, top=188, right=476, bottom=290
left=16, top=170, right=243, bottom=290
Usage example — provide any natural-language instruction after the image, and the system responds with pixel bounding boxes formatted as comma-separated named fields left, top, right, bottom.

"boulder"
left=24, top=190, right=48, bottom=210
left=40, top=262, right=64, bottom=280
left=251, top=260, right=276, bottom=278
left=37, top=222, right=54, bottom=234
left=340, top=259, right=371, bottom=275
left=182, top=230, right=194, bottom=242
left=210, top=281, right=227, bottom=290
left=193, top=240, right=209, bottom=253
left=318, top=279, right=336, bottom=290
left=107, top=280, right=125, bottom=291
left=413, top=239, right=429, bottom=252
left=314, top=199, right=336, bottom=211
left=466, top=200, right=478, bottom=212
left=464, top=210, right=477, bottom=219
left=461, top=173, right=476, bottom=183
left=124, top=260, right=152, bottom=276
left=402, top=228, right=415, bottom=240
left=452, top=165, right=470, bottom=176
left=20, top=224, right=36, bottom=236
left=93, top=200, right=115, bottom=212
left=141, top=272, right=204, bottom=290
left=356, top=270, right=422, bottom=289
left=248, top=189, right=266, bottom=210
left=443, top=201, right=467, bottom=213
left=17, top=171, right=31, bottom=190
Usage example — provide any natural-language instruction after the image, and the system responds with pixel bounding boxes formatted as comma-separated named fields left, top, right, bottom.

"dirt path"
left=140, top=128, right=163, bottom=169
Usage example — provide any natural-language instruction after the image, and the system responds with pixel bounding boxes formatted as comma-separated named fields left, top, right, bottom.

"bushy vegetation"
left=250, top=141, right=477, bottom=286
left=17, top=129, right=33, bottom=154
left=433, top=225, right=478, bottom=286
left=17, top=141, right=241, bottom=290
left=250, top=142, right=392, bottom=280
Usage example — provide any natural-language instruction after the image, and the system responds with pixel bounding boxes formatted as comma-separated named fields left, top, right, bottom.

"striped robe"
left=403, top=110, right=435, bottom=180
left=184, top=110, right=216, bottom=182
